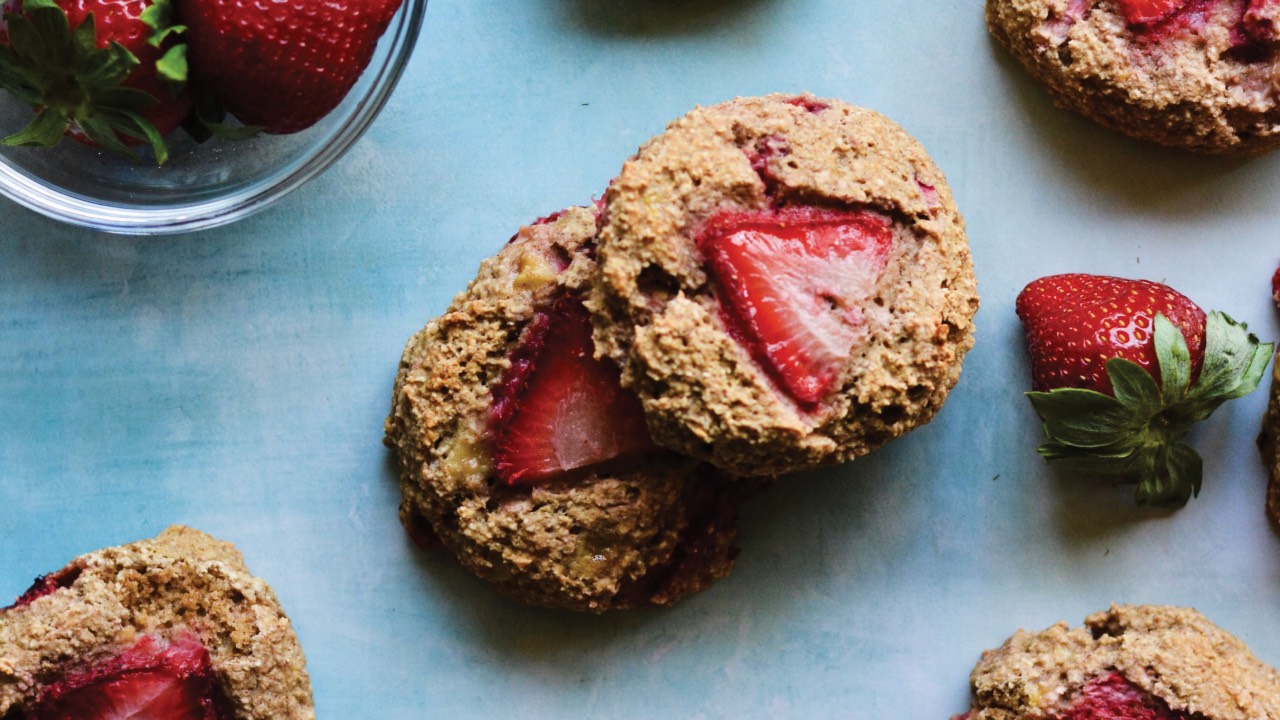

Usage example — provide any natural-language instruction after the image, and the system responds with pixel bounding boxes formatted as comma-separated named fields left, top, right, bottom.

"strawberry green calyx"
left=0, top=0, right=187, bottom=164
left=1028, top=312, right=1273, bottom=507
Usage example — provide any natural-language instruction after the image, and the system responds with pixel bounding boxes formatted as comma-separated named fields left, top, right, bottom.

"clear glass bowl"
left=0, top=0, right=427, bottom=235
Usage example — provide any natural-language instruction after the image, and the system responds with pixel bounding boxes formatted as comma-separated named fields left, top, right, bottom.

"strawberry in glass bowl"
left=0, top=0, right=425, bottom=233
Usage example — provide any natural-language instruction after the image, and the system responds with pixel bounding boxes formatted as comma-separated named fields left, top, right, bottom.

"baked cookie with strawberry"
left=955, top=605, right=1280, bottom=719
left=385, top=206, right=752, bottom=612
left=589, top=94, right=978, bottom=477
left=987, top=0, right=1280, bottom=153
left=0, top=525, right=314, bottom=720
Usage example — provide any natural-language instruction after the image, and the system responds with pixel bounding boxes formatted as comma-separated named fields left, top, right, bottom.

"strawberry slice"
left=1060, top=673, right=1190, bottom=720
left=1115, top=0, right=1191, bottom=24
left=696, top=207, right=894, bottom=407
left=491, top=296, right=655, bottom=484
left=32, top=634, right=230, bottom=720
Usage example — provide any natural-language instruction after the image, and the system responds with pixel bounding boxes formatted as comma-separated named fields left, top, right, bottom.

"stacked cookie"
left=385, top=93, right=980, bottom=611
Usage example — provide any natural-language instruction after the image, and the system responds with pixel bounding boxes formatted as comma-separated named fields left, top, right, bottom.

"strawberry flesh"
left=491, top=295, right=655, bottom=485
left=1058, top=672, right=1190, bottom=720
left=1016, top=274, right=1206, bottom=395
left=1116, top=0, right=1192, bottom=25
left=696, top=207, right=894, bottom=407
left=31, top=634, right=231, bottom=720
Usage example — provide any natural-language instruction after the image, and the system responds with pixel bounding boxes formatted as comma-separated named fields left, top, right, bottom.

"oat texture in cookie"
left=957, top=605, right=1280, bottom=719
left=0, top=525, right=315, bottom=720
left=987, top=0, right=1280, bottom=154
left=589, top=93, right=978, bottom=477
left=385, top=206, right=751, bottom=613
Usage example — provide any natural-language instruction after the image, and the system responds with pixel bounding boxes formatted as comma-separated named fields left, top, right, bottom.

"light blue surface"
left=4, top=1, right=1280, bottom=717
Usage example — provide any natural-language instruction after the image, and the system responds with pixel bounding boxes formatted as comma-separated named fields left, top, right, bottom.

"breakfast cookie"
left=0, top=525, right=314, bottom=720
left=385, top=206, right=752, bottom=613
left=589, top=94, right=978, bottom=477
left=987, top=0, right=1280, bottom=154
left=957, top=604, right=1280, bottom=719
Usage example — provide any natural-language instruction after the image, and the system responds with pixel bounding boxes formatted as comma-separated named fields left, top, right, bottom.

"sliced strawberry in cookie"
left=696, top=207, right=894, bottom=407
left=1059, top=672, right=1190, bottom=720
left=491, top=296, right=655, bottom=484
left=33, top=634, right=230, bottom=720
left=1116, top=0, right=1191, bottom=25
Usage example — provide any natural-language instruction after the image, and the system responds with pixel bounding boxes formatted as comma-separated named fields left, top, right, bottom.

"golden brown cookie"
left=958, top=605, right=1280, bottom=719
left=589, top=94, right=978, bottom=477
left=0, top=525, right=314, bottom=720
left=987, top=0, right=1280, bottom=154
left=385, top=206, right=752, bottom=612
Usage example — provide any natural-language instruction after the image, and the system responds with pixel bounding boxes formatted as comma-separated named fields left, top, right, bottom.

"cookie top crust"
left=385, top=207, right=748, bottom=613
left=962, top=605, right=1280, bottom=719
left=589, top=93, right=978, bottom=477
left=987, top=0, right=1280, bottom=154
left=0, top=525, right=315, bottom=720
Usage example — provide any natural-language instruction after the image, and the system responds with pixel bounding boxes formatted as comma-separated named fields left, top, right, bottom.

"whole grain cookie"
left=589, top=94, right=978, bottom=477
left=0, top=525, right=314, bottom=720
left=385, top=206, right=751, bottom=613
left=987, top=0, right=1280, bottom=154
left=956, top=605, right=1280, bottom=719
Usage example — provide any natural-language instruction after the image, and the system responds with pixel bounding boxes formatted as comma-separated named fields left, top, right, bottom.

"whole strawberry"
left=0, top=0, right=189, bottom=164
left=1017, top=273, right=1272, bottom=507
left=178, top=0, right=403, bottom=134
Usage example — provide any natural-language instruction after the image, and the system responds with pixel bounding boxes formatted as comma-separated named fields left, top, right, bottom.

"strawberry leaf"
left=2, top=106, right=69, bottom=146
left=139, top=0, right=185, bottom=46
left=1189, top=312, right=1263, bottom=401
left=19, top=0, right=62, bottom=12
left=1134, top=442, right=1202, bottom=506
left=1154, top=313, right=1191, bottom=403
left=155, top=43, right=186, bottom=87
left=76, top=114, right=136, bottom=156
left=115, top=108, right=167, bottom=164
left=1028, top=310, right=1273, bottom=507
left=1108, top=358, right=1162, bottom=417
left=1038, top=442, right=1143, bottom=475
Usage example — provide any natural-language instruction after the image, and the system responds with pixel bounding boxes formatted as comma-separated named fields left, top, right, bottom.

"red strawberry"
left=32, top=634, right=231, bottom=720
left=0, top=0, right=189, bottom=163
left=490, top=295, right=656, bottom=484
left=1017, top=273, right=1272, bottom=507
left=1060, top=673, right=1189, bottom=720
left=1115, top=0, right=1190, bottom=25
left=177, top=0, right=403, bottom=134
left=696, top=207, right=894, bottom=407
left=1017, top=274, right=1207, bottom=394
